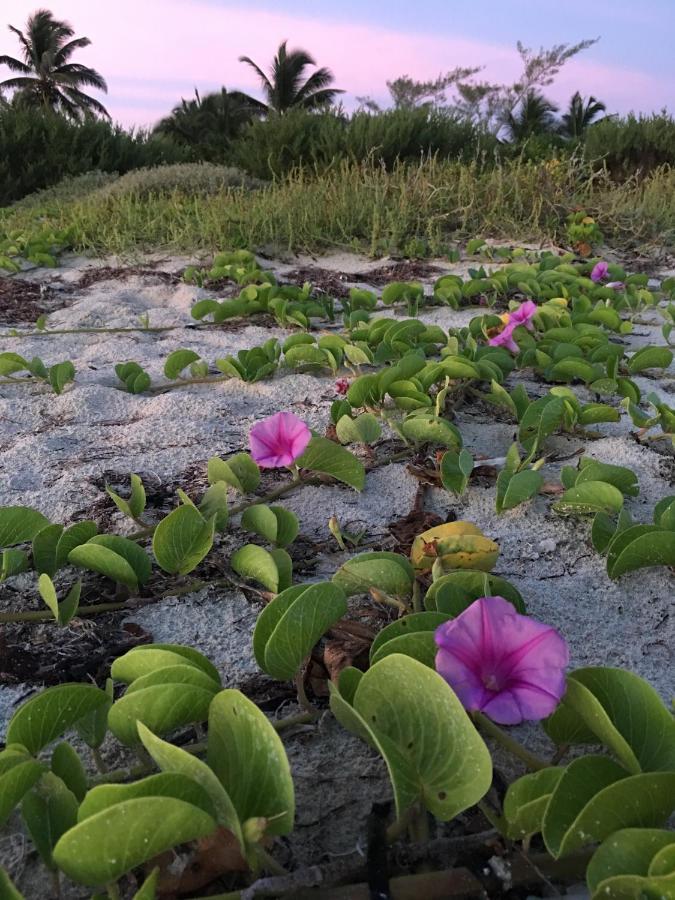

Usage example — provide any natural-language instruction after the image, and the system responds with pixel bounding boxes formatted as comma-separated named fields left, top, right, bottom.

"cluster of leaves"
left=0, top=351, right=75, bottom=393
left=0, top=645, right=294, bottom=893
left=0, top=225, right=74, bottom=271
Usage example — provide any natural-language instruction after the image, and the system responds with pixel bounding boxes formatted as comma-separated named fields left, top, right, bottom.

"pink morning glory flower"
left=606, top=281, right=624, bottom=290
left=249, top=411, right=311, bottom=468
left=508, top=300, right=538, bottom=331
left=488, top=322, right=520, bottom=354
left=335, top=378, right=350, bottom=396
left=434, top=596, right=569, bottom=725
left=590, top=261, right=609, bottom=282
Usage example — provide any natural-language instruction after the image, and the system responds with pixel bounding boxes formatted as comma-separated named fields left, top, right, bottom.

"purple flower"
left=434, top=596, right=569, bottom=725
left=590, top=261, right=609, bottom=283
left=335, top=378, right=350, bottom=396
left=508, top=300, right=538, bottom=332
left=606, top=281, right=624, bottom=291
left=249, top=412, right=311, bottom=469
left=488, top=322, right=520, bottom=354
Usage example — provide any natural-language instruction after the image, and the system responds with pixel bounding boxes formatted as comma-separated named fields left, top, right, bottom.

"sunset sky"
left=2, top=0, right=674, bottom=127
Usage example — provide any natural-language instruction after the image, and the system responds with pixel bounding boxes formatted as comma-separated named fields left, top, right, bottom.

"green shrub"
left=90, top=163, right=263, bottom=200
left=584, top=112, right=675, bottom=176
left=230, top=107, right=498, bottom=179
left=9, top=171, right=120, bottom=210
left=0, top=106, right=190, bottom=206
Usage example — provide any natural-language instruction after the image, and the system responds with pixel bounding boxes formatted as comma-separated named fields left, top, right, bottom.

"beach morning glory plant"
left=434, top=595, right=569, bottom=725
left=249, top=411, right=311, bottom=468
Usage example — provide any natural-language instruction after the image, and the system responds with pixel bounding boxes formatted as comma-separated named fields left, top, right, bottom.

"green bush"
left=90, top=163, right=263, bottom=200
left=584, top=112, right=675, bottom=176
left=0, top=106, right=190, bottom=206
left=230, top=107, right=498, bottom=179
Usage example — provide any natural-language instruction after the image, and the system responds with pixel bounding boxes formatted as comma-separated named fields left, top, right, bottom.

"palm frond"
left=53, top=36, right=91, bottom=66
left=61, top=85, right=110, bottom=118
left=56, top=62, right=108, bottom=92
left=0, top=55, right=31, bottom=73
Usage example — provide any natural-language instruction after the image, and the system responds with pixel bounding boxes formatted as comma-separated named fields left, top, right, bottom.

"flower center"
left=482, top=672, right=502, bottom=692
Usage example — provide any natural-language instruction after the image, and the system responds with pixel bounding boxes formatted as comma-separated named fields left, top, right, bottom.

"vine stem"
left=294, top=663, right=321, bottom=720
left=472, top=712, right=549, bottom=771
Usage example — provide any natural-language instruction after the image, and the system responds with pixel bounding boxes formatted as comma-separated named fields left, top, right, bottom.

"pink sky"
left=2, top=0, right=673, bottom=127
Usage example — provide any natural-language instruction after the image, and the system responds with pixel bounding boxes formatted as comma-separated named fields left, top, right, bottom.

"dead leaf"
left=153, top=827, right=249, bottom=897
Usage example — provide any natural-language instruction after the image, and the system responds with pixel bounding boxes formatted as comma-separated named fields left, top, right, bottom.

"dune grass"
left=2, top=156, right=674, bottom=258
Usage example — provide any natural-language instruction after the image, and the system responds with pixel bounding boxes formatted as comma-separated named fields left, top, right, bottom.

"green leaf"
left=164, top=349, right=201, bottom=379
left=207, top=453, right=260, bottom=493
left=87, top=535, right=151, bottom=585
left=241, top=505, right=299, bottom=548
left=52, top=798, right=215, bottom=887
left=111, top=644, right=220, bottom=686
left=138, top=722, right=242, bottom=848
left=440, top=449, right=473, bottom=495
left=628, top=346, right=673, bottom=374
left=399, top=414, right=462, bottom=450
left=54, top=522, right=98, bottom=570
left=0, top=506, right=50, bottom=547
left=207, top=690, right=294, bottom=836
left=587, top=828, right=675, bottom=896
left=335, top=413, right=381, bottom=445
left=503, top=768, right=564, bottom=839
left=47, top=361, right=75, bottom=395
left=153, top=505, right=215, bottom=575
left=296, top=436, right=365, bottom=491
left=22, top=772, right=78, bottom=869
left=542, top=757, right=675, bottom=858
left=369, top=612, right=450, bottom=662
left=0, top=549, right=28, bottom=581
left=369, top=631, right=438, bottom=668
left=75, top=679, right=112, bottom=751
left=330, top=655, right=491, bottom=820
left=576, top=458, right=639, bottom=497
left=198, top=482, right=229, bottom=532
left=231, top=544, right=284, bottom=592
left=607, top=527, right=675, bottom=578
left=425, top=570, right=525, bottom=615
left=106, top=474, right=146, bottom=520
left=552, top=481, right=624, bottom=516
left=0, top=759, right=44, bottom=826
left=78, top=772, right=214, bottom=822
left=496, top=469, right=543, bottom=513
left=108, top=684, right=215, bottom=746
left=37, top=575, right=80, bottom=626
left=68, top=542, right=139, bottom=590
left=51, top=743, right=87, bottom=802
left=31, top=524, right=64, bottom=576
left=253, top=582, right=347, bottom=680
left=7, top=684, right=110, bottom=754
left=553, top=668, right=675, bottom=773
left=0, top=866, right=24, bottom=898
left=133, top=869, right=159, bottom=900
left=332, top=552, right=414, bottom=599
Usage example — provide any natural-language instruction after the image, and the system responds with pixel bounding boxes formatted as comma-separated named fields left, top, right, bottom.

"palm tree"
left=502, top=90, right=559, bottom=142
left=559, top=91, right=606, bottom=139
left=0, top=9, right=108, bottom=121
left=155, top=88, right=261, bottom=160
left=238, top=41, right=343, bottom=114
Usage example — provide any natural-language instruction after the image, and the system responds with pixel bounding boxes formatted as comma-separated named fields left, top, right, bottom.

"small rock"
left=538, top=538, right=557, bottom=553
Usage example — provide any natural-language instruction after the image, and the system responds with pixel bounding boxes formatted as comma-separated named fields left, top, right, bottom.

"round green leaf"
left=153, top=504, right=215, bottom=575
left=332, top=551, right=414, bottom=598
left=108, top=684, right=215, bottom=746
left=330, top=654, right=492, bottom=820
left=254, top=582, right=347, bottom=680
left=587, top=828, right=675, bottom=893
left=0, top=506, right=50, bottom=547
left=68, top=543, right=139, bottom=590
left=552, top=481, right=624, bottom=516
left=503, top=768, right=564, bottom=839
left=53, top=797, right=215, bottom=887
left=7, top=684, right=110, bottom=755
left=369, top=612, right=450, bottom=662
left=78, top=772, right=215, bottom=822
left=231, top=543, right=283, bottom=592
